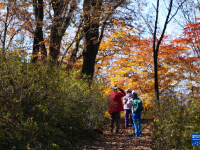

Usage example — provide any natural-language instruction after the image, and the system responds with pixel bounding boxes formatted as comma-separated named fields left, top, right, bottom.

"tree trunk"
left=49, top=0, right=76, bottom=62
left=153, top=0, right=160, bottom=109
left=32, top=0, right=46, bottom=62
left=82, top=38, right=99, bottom=80
left=154, top=50, right=160, bottom=108
left=152, top=0, right=178, bottom=110
left=82, top=0, right=124, bottom=81
left=49, top=25, right=62, bottom=60
left=2, top=7, right=9, bottom=59
left=82, top=0, right=101, bottom=81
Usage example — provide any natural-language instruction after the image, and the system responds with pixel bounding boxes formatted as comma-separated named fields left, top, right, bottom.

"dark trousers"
left=110, top=111, right=120, bottom=131
left=124, top=109, right=133, bottom=127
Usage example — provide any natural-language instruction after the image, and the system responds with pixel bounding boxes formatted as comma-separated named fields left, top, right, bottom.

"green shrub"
left=0, top=51, right=108, bottom=149
left=152, top=96, right=200, bottom=150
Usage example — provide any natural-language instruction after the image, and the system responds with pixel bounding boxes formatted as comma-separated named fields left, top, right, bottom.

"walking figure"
left=108, top=85, right=126, bottom=133
left=123, top=88, right=134, bottom=128
left=127, top=90, right=143, bottom=137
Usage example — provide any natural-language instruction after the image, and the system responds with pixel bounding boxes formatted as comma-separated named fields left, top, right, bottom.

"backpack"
left=133, top=99, right=143, bottom=112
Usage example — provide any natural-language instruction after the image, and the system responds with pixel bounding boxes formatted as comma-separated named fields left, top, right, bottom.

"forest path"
left=81, top=119, right=153, bottom=150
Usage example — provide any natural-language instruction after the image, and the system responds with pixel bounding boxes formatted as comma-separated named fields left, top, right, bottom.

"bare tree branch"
left=6, top=28, right=21, bottom=50
left=98, top=0, right=126, bottom=45
left=3, top=7, right=9, bottom=56
left=59, top=20, right=84, bottom=65
left=168, top=0, right=186, bottom=23
left=156, top=0, right=173, bottom=51
left=153, top=0, right=159, bottom=53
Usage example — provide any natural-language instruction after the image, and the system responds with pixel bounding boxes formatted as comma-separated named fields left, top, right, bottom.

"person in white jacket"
left=122, top=88, right=134, bottom=128
left=126, top=90, right=143, bottom=137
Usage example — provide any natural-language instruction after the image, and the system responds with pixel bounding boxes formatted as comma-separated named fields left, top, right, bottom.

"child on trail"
left=123, top=88, right=134, bottom=128
left=108, top=85, right=126, bottom=133
left=127, top=90, right=143, bottom=137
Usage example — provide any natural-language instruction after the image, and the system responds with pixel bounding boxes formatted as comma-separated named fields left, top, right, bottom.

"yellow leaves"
left=140, top=93, right=155, bottom=119
left=154, top=118, right=160, bottom=123
left=97, top=22, right=200, bottom=120
left=7, top=112, right=11, bottom=117
left=0, top=2, right=6, bottom=9
left=13, top=98, right=20, bottom=103
left=115, top=70, right=129, bottom=76
left=99, top=41, right=115, bottom=51
left=104, top=112, right=110, bottom=118
left=163, top=64, right=169, bottom=69
left=110, top=77, right=118, bottom=86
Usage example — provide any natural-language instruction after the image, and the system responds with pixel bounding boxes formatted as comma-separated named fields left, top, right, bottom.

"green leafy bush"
left=152, top=96, right=200, bottom=150
left=0, top=52, right=108, bottom=150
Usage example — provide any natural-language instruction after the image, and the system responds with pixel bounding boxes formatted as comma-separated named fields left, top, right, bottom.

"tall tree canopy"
left=0, top=0, right=199, bottom=99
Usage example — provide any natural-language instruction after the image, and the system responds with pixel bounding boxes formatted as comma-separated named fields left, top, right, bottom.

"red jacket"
left=108, top=89, right=126, bottom=113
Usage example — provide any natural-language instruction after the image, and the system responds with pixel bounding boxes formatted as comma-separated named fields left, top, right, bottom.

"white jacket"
left=126, top=98, right=134, bottom=113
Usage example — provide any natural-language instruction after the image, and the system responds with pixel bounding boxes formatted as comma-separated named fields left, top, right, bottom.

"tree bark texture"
left=82, top=0, right=102, bottom=80
left=82, top=0, right=125, bottom=81
left=49, top=0, right=76, bottom=61
left=32, top=0, right=46, bottom=62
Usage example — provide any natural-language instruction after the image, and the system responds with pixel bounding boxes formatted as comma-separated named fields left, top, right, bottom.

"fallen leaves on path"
left=81, top=119, right=153, bottom=150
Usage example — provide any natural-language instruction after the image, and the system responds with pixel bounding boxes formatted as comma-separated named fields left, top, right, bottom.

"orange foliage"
left=96, top=23, right=200, bottom=118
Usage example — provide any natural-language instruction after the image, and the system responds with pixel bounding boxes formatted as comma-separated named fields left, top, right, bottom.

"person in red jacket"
left=108, top=85, right=126, bottom=133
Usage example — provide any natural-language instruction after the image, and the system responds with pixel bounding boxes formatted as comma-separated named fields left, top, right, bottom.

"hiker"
left=123, top=88, right=134, bottom=128
left=108, top=85, right=126, bottom=133
left=127, top=90, right=143, bottom=137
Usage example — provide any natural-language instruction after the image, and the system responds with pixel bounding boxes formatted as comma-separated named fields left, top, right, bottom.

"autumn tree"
left=95, top=24, right=200, bottom=118
left=49, top=0, right=77, bottom=61
left=171, top=21, right=200, bottom=98
left=96, top=29, right=156, bottom=118
left=82, top=0, right=127, bottom=81
left=0, top=1, right=32, bottom=58
left=1, top=0, right=133, bottom=82
left=134, top=0, right=186, bottom=109
left=173, top=0, right=200, bottom=57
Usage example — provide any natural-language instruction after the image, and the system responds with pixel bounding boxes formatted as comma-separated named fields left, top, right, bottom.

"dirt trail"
left=81, top=119, right=153, bottom=150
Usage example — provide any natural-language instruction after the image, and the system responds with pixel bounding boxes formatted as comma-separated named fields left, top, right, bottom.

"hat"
left=132, top=90, right=137, bottom=94
left=112, top=84, right=118, bottom=90
left=126, top=88, right=132, bottom=92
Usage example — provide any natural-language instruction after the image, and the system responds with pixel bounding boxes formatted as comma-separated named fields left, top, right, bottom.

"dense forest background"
left=0, top=0, right=200, bottom=149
